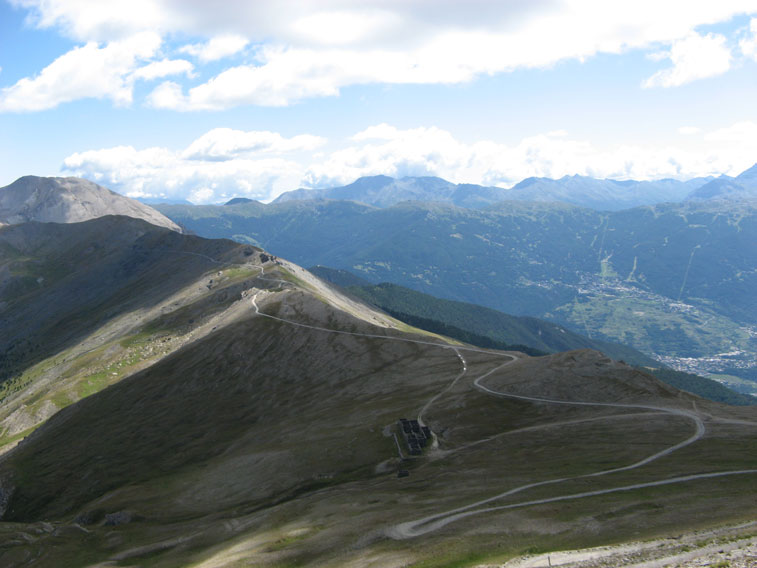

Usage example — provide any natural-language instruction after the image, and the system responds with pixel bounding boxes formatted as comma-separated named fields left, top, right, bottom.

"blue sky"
left=1, top=1, right=756, bottom=203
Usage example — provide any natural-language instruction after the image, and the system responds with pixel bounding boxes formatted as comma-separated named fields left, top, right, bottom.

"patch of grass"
left=600, top=258, right=619, bottom=279
left=0, top=354, right=62, bottom=404
left=398, top=535, right=527, bottom=568
left=265, top=530, right=311, bottom=552
left=74, top=345, right=152, bottom=399
left=0, top=426, right=35, bottom=448
left=49, top=390, right=74, bottom=409
left=76, top=371, right=112, bottom=399
left=222, top=265, right=260, bottom=281
left=119, top=330, right=156, bottom=348
left=276, top=270, right=311, bottom=291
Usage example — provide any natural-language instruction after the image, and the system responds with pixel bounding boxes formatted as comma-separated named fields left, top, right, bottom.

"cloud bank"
left=3, top=1, right=756, bottom=111
left=61, top=122, right=757, bottom=204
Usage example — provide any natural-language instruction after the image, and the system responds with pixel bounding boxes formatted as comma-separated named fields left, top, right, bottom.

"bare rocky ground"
left=491, top=523, right=757, bottom=568
left=0, top=176, right=180, bottom=231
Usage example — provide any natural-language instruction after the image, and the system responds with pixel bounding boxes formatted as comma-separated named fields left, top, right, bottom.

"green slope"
left=649, top=368, right=757, bottom=406
left=2, top=270, right=756, bottom=567
left=310, top=267, right=655, bottom=364
left=310, top=267, right=755, bottom=405
left=1, top=222, right=756, bottom=567
left=0, top=217, right=268, bottom=449
left=157, top=199, right=757, bottom=381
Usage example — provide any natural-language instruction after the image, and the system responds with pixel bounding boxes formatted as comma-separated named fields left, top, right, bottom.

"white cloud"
left=739, top=18, right=757, bottom=60
left=305, top=126, right=612, bottom=188
left=9, top=1, right=757, bottom=110
left=147, top=46, right=361, bottom=109
left=61, top=121, right=757, bottom=204
left=61, top=128, right=326, bottom=203
left=643, top=32, right=732, bottom=88
left=310, top=123, right=757, bottom=187
left=704, top=120, right=757, bottom=142
left=10, top=0, right=177, bottom=41
left=182, top=128, right=326, bottom=161
left=306, top=123, right=757, bottom=189
left=63, top=144, right=304, bottom=204
left=178, top=34, right=249, bottom=62
left=147, top=2, right=757, bottom=110
left=131, top=58, right=195, bottom=81
left=143, top=81, right=186, bottom=110
left=290, top=10, right=399, bottom=46
left=0, top=32, right=161, bottom=111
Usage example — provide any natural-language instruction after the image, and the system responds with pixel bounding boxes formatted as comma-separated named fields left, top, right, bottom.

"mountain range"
left=0, top=175, right=756, bottom=566
left=269, top=167, right=757, bottom=211
left=0, top=214, right=755, bottom=566
left=157, top=194, right=757, bottom=394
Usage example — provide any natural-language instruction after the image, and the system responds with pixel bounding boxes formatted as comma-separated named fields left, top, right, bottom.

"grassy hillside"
left=158, top=199, right=757, bottom=382
left=310, top=267, right=755, bottom=405
left=1, top=278, right=756, bottom=566
left=0, top=224, right=756, bottom=567
left=0, top=217, right=269, bottom=450
left=650, top=368, right=757, bottom=406
left=311, top=267, right=655, bottom=363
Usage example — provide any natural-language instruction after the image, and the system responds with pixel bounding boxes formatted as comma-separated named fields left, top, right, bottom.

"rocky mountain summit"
left=0, top=176, right=181, bottom=232
left=687, top=163, right=757, bottom=201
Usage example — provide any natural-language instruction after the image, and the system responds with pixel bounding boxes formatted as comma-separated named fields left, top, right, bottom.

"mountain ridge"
left=157, top=196, right=757, bottom=388
left=309, top=266, right=657, bottom=364
left=270, top=170, right=728, bottom=210
left=310, top=267, right=756, bottom=405
left=0, top=211, right=756, bottom=566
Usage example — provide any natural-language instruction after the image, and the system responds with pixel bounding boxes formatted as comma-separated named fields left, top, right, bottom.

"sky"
left=1, top=1, right=756, bottom=204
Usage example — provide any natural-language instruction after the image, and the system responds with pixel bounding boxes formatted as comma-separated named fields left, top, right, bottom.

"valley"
left=1, top=214, right=756, bottom=566
left=157, top=196, right=757, bottom=390
left=5, top=2, right=757, bottom=565
left=543, top=272, right=757, bottom=394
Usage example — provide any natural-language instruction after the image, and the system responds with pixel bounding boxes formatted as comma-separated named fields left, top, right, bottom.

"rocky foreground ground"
left=486, top=522, right=757, bottom=568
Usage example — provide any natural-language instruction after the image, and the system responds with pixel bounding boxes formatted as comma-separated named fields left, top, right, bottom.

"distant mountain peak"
left=737, top=163, right=757, bottom=181
left=512, top=176, right=543, bottom=189
left=0, top=175, right=181, bottom=232
left=225, top=197, right=255, bottom=206
left=274, top=174, right=506, bottom=208
left=351, top=174, right=394, bottom=186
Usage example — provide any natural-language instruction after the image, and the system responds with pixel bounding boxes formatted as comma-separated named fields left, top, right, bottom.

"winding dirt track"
left=246, top=270, right=757, bottom=540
